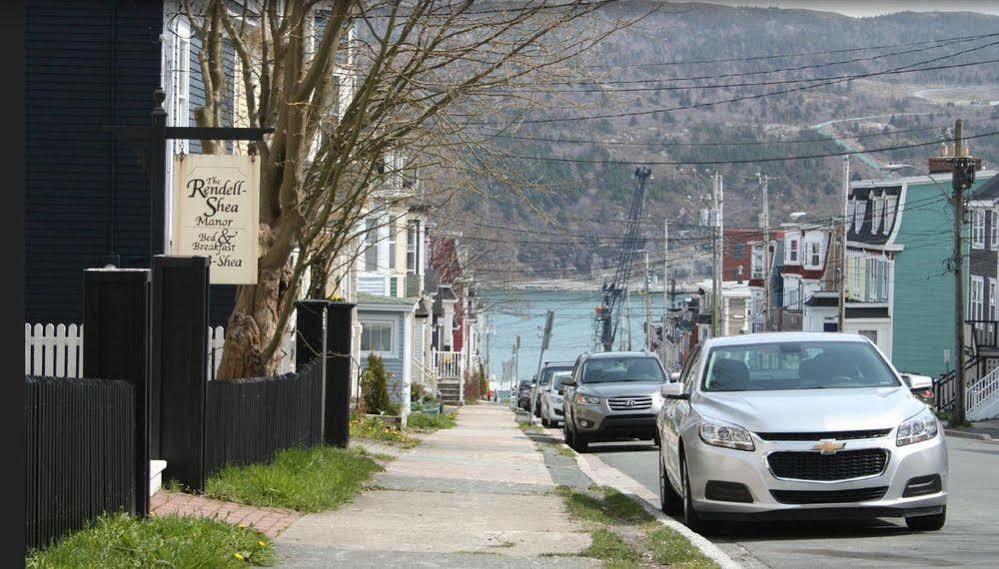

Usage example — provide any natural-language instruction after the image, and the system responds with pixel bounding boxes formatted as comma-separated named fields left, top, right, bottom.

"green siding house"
left=849, top=170, right=996, bottom=378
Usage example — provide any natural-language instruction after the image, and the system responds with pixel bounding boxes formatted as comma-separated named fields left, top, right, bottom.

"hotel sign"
left=171, top=154, right=259, bottom=284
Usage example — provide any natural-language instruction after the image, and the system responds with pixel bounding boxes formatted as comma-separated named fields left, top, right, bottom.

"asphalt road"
left=543, top=426, right=999, bottom=568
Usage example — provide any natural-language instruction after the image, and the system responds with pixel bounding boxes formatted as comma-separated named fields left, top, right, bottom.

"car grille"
left=608, top=396, right=652, bottom=411
left=768, top=449, right=889, bottom=481
left=756, top=429, right=891, bottom=441
left=771, top=486, right=889, bottom=504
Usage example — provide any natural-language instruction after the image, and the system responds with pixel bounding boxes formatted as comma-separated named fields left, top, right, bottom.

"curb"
left=945, top=428, right=996, bottom=442
left=573, top=451, right=741, bottom=569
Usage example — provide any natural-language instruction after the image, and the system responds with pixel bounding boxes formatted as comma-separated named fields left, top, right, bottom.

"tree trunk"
left=215, top=265, right=287, bottom=379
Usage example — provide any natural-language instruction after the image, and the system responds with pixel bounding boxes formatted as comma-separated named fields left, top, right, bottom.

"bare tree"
left=174, top=0, right=631, bottom=378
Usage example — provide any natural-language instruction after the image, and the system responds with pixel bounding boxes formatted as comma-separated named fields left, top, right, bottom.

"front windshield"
left=701, top=341, right=901, bottom=392
left=542, top=366, right=572, bottom=386
left=551, top=370, right=572, bottom=390
left=581, top=357, right=665, bottom=384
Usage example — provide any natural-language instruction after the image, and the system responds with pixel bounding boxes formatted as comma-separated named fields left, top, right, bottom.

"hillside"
left=439, top=2, right=999, bottom=285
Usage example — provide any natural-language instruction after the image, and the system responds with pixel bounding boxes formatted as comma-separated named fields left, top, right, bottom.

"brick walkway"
left=150, top=491, right=301, bottom=538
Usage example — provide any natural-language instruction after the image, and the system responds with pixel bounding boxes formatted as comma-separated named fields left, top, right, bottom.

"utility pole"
left=839, top=156, right=850, bottom=332
left=712, top=172, right=724, bottom=337
left=758, top=172, right=771, bottom=332
left=645, top=250, right=653, bottom=351
left=530, top=311, right=555, bottom=426
left=663, top=220, right=670, bottom=312
left=625, top=288, right=633, bottom=351
left=951, top=119, right=976, bottom=426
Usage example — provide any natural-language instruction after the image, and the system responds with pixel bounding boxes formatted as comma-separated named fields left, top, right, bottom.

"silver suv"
left=562, top=351, right=668, bottom=452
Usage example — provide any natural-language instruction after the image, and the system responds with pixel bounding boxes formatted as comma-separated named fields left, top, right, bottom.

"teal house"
left=846, top=169, right=996, bottom=378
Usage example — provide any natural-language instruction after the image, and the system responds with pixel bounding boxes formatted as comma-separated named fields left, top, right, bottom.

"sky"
left=706, top=1, right=999, bottom=17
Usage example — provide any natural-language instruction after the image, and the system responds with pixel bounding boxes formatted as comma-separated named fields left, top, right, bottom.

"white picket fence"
left=24, top=323, right=84, bottom=378
left=26, top=322, right=295, bottom=381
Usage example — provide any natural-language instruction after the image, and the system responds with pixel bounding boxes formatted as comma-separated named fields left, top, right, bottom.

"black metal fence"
left=205, top=359, right=324, bottom=474
left=25, top=376, right=136, bottom=551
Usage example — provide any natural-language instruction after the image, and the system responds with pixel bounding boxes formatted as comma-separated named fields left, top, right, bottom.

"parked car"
left=516, top=379, right=534, bottom=411
left=657, top=332, right=947, bottom=533
left=532, top=361, right=574, bottom=420
left=562, top=351, right=668, bottom=452
left=539, top=364, right=574, bottom=427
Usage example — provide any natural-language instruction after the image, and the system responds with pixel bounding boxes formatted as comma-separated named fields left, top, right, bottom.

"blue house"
left=356, top=293, right=418, bottom=416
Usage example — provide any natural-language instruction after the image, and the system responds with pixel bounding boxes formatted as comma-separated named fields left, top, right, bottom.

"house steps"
left=437, top=378, right=462, bottom=405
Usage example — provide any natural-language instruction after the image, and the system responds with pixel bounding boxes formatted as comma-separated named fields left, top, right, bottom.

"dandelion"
left=258, top=540, right=267, bottom=547
left=233, top=552, right=245, bottom=561
left=238, top=523, right=248, bottom=529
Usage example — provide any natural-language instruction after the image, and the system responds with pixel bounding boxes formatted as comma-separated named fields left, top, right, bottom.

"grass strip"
left=26, top=513, right=274, bottom=568
left=350, top=414, right=421, bottom=448
left=206, top=445, right=382, bottom=512
left=406, top=411, right=458, bottom=432
left=556, top=486, right=654, bottom=525
left=644, top=524, right=718, bottom=569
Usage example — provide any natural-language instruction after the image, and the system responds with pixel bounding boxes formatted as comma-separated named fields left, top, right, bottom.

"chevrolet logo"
left=812, top=439, right=846, bottom=455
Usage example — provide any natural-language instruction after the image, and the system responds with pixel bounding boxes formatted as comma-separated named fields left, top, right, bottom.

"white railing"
left=432, top=349, right=464, bottom=379
left=968, top=365, right=999, bottom=421
left=25, top=323, right=84, bottom=378
left=26, top=321, right=294, bottom=382
left=412, top=356, right=439, bottom=394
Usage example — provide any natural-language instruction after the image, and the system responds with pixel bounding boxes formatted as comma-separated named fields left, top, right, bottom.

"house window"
left=854, top=200, right=867, bottom=232
left=992, top=210, right=999, bottom=251
left=751, top=245, right=764, bottom=279
left=868, top=259, right=877, bottom=302
left=990, top=278, right=997, bottom=320
left=883, top=195, right=898, bottom=235
left=854, top=258, right=862, bottom=297
left=973, top=209, right=986, bottom=249
left=847, top=200, right=857, bottom=232
left=871, top=196, right=883, bottom=234
left=388, top=220, right=397, bottom=271
left=406, top=222, right=419, bottom=274
left=171, top=17, right=191, bottom=154
left=364, top=218, right=378, bottom=271
left=881, top=260, right=890, bottom=302
left=971, top=276, right=985, bottom=321
left=789, top=239, right=799, bottom=263
left=808, top=241, right=821, bottom=267
left=360, top=320, right=396, bottom=356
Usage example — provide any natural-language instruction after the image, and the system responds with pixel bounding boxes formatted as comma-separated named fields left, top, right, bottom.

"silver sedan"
left=657, top=332, right=947, bottom=533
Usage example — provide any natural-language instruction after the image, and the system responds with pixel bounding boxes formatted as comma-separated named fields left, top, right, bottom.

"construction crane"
left=595, top=166, right=652, bottom=351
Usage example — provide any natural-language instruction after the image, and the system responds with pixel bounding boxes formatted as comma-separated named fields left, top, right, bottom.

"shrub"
left=361, top=353, right=392, bottom=414
left=411, top=382, right=428, bottom=402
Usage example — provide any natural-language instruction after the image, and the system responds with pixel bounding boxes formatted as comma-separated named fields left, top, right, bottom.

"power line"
left=469, top=43, right=999, bottom=125
left=575, top=31, right=999, bottom=69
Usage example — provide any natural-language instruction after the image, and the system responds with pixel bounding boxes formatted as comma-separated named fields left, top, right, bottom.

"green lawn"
left=206, top=445, right=382, bottom=512
left=26, top=513, right=274, bottom=568
left=350, top=414, right=421, bottom=448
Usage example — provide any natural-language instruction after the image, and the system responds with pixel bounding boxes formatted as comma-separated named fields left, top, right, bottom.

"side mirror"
left=660, top=382, right=688, bottom=400
left=901, top=373, right=933, bottom=397
left=668, top=372, right=681, bottom=383
left=562, top=377, right=576, bottom=387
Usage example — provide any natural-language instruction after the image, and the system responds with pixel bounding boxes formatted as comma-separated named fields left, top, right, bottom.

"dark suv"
left=562, top=351, right=668, bottom=452
left=516, top=379, right=533, bottom=411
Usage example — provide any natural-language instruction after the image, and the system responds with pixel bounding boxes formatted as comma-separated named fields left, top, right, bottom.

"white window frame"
left=808, top=240, right=821, bottom=268
left=973, top=209, right=986, bottom=249
left=388, top=219, right=397, bottom=271
left=406, top=221, right=419, bottom=275
left=363, top=217, right=379, bottom=271
left=360, top=317, right=397, bottom=358
left=991, top=209, right=999, bottom=251
left=990, top=277, right=998, bottom=320
left=871, top=195, right=883, bottom=235
left=868, top=259, right=877, bottom=302
left=788, top=238, right=799, bottom=264
left=847, top=200, right=857, bottom=233
left=883, top=195, right=898, bottom=235
left=171, top=17, right=191, bottom=154
left=971, top=276, right=985, bottom=321
left=854, top=200, right=867, bottom=233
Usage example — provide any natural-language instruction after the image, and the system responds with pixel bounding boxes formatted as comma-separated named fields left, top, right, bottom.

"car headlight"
left=896, top=408, right=939, bottom=446
left=699, top=417, right=755, bottom=451
left=574, top=393, right=600, bottom=405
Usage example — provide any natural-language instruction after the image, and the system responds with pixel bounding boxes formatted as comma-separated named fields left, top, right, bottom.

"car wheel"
left=659, top=450, right=682, bottom=515
left=906, top=507, right=946, bottom=531
left=541, top=416, right=549, bottom=427
left=564, top=418, right=574, bottom=446
left=653, top=430, right=662, bottom=448
left=680, top=454, right=708, bottom=533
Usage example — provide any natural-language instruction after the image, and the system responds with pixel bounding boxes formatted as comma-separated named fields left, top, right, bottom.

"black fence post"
left=296, top=300, right=329, bottom=445
left=152, top=256, right=210, bottom=492
left=326, top=302, right=356, bottom=448
left=83, top=268, right=151, bottom=517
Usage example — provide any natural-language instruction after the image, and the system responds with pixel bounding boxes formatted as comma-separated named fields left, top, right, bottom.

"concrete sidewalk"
left=275, top=404, right=597, bottom=568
